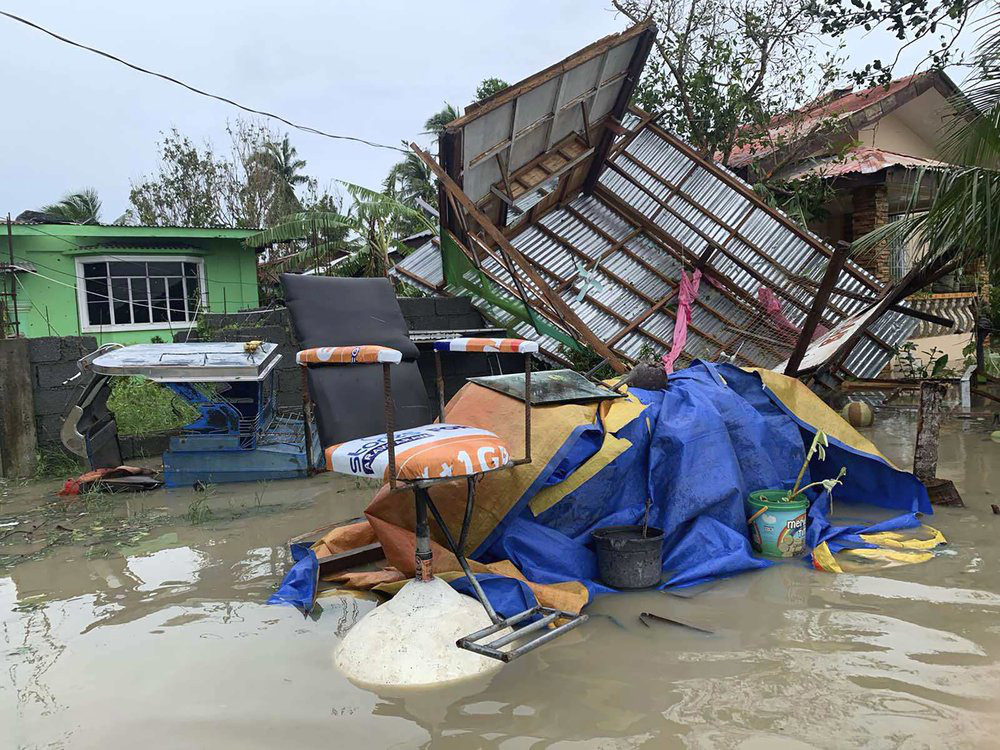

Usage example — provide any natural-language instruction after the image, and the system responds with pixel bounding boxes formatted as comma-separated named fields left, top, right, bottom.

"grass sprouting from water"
left=34, top=446, right=87, bottom=480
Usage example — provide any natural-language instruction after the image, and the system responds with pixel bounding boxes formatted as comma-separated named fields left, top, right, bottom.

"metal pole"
left=434, top=350, right=446, bottom=421
left=300, top=366, right=315, bottom=474
left=6, top=214, right=19, bottom=337
left=382, top=363, right=397, bottom=489
left=422, top=487, right=500, bottom=623
left=523, top=353, right=532, bottom=463
left=414, top=486, right=433, bottom=582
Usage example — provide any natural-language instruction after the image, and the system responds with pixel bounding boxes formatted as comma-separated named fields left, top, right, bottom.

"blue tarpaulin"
left=269, top=362, right=931, bottom=614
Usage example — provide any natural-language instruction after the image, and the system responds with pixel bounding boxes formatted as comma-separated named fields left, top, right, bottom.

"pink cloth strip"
left=757, top=287, right=828, bottom=342
left=661, top=269, right=702, bottom=375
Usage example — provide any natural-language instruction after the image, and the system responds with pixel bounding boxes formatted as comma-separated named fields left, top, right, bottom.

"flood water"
left=3, top=412, right=1000, bottom=749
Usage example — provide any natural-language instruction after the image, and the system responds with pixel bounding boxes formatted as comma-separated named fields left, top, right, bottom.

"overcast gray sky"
left=0, top=1, right=979, bottom=223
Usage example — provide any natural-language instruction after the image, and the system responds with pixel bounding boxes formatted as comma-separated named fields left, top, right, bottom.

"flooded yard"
left=3, top=412, right=1000, bottom=749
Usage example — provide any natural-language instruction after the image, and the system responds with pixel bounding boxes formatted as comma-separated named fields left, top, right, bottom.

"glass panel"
left=168, top=278, right=186, bottom=321
left=109, top=260, right=144, bottom=277
left=184, top=262, right=199, bottom=277
left=83, top=262, right=107, bottom=278
left=150, top=277, right=167, bottom=323
left=131, top=278, right=150, bottom=324
left=185, top=275, right=202, bottom=316
left=147, top=261, right=182, bottom=276
left=85, top=277, right=111, bottom=325
left=111, top=278, right=131, bottom=325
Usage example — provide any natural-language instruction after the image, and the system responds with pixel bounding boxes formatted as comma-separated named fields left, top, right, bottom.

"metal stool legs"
left=413, top=478, right=588, bottom=663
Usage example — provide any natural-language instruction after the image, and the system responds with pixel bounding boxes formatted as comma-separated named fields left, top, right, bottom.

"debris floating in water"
left=638, top=611, right=713, bottom=635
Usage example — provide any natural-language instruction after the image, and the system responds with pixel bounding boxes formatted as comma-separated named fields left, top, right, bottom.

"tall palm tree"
left=855, top=11, right=1000, bottom=283
left=423, top=103, right=460, bottom=135
left=254, top=135, right=309, bottom=219
left=39, top=188, right=102, bottom=224
left=383, top=151, right=435, bottom=212
left=246, top=181, right=435, bottom=278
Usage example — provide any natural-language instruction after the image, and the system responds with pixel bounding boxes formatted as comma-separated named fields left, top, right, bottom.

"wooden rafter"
left=583, top=26, right=657, bottom=196
left=413, top=142, right=628, bottom=373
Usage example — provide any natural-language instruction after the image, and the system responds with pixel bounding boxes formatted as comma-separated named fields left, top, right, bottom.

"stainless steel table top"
left=89, top=342, right=281, bottom=382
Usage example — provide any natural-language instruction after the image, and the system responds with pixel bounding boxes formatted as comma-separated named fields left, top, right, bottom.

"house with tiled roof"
left=729, top=70, right=986, bottom=306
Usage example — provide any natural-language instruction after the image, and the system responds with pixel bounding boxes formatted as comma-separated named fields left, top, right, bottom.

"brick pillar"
left=851, top=184, right=891, bottom=283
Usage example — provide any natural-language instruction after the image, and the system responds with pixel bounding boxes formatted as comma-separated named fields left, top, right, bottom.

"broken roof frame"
left=400, top=21, right=920, bottom=383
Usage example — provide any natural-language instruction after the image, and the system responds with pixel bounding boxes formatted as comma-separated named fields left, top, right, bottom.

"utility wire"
left=0, top=10, right=408, bottom=154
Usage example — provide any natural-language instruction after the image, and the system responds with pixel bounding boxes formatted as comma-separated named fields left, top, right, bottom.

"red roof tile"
left=726, top=73, right=931, bottom=168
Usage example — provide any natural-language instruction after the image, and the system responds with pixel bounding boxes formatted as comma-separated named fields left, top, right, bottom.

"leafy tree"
left=475, top=77, right=510, bottom=101
left=39, top=188, right=102, bottom=224
left=613, top=0, right=840, bottom=168
left=129, top=129, right=231, bottom=227
left=817, top=0, right=989, bottom=86
left=383, top=150, right=436, bottom=237
left=128, top=118, right=311, bottom=229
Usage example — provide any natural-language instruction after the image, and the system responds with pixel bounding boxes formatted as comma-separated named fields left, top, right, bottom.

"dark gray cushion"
left=280, top=274, right=419, bottom=359
left=280, top=274, right=432, bottom=447
left=307, top=363, right=432, bottom=447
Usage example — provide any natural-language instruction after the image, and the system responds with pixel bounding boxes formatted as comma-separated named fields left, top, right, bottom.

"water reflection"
left=1, top=416, right=999, bottom=748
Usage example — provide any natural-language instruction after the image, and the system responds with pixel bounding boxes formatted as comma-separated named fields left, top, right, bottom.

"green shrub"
left=107, top=377, right=198, bottom=436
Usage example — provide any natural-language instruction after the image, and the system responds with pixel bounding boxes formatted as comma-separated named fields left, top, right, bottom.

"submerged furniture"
left=67, top=342, right=321, bottom=486
left=62, top=343, right=127, bottom=470
left=281, top=274, right=587, bottom=677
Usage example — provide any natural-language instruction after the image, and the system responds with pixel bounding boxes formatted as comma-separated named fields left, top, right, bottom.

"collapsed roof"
left=396, top=22, right=918, bottom=382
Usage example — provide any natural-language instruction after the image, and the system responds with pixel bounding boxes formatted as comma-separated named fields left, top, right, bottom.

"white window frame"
left=75, top=255, right=207, bottom=333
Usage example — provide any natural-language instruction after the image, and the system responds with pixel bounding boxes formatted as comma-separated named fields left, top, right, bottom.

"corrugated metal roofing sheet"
left=394, top=115, right=917, bottom=378
left=779, top=146, right=952, bottom=180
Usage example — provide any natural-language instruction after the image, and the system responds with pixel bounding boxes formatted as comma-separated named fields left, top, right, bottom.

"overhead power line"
left=0, top=10, right=407, bottom=154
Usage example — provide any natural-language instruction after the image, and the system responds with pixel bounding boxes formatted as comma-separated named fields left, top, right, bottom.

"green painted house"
left=3, top=223, right=259, bottom=344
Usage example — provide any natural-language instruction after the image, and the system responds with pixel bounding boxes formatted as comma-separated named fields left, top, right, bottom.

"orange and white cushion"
left=296, top=345, right=402, bottom=366
left=433, top=337, right=538, bottom=354
left=325, top=423, right=511, bottom=481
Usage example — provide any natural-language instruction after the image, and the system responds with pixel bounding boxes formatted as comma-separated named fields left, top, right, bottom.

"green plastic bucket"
left=746, top=490, right=808, bottom=558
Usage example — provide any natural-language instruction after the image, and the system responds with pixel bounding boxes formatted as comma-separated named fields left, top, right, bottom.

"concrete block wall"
left=28, top=335, right=98, bottom=445
left=399, top=296, right=526, bottom=405
left=396, top=296, right=485, bottom=333
left=13, top=295, right=523, bottom=459
left=26, top=335, right=176, bottom=459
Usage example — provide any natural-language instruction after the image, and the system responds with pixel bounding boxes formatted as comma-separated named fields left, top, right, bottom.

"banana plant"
left=247, top=181, right=436, bottom=278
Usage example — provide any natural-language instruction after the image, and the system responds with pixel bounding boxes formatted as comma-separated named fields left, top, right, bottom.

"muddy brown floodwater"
left=3, top=411, right=1000, bottom=749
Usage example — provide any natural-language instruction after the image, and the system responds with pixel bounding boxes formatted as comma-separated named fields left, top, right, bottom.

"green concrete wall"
left=6, top=225, right=259, bottom=345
